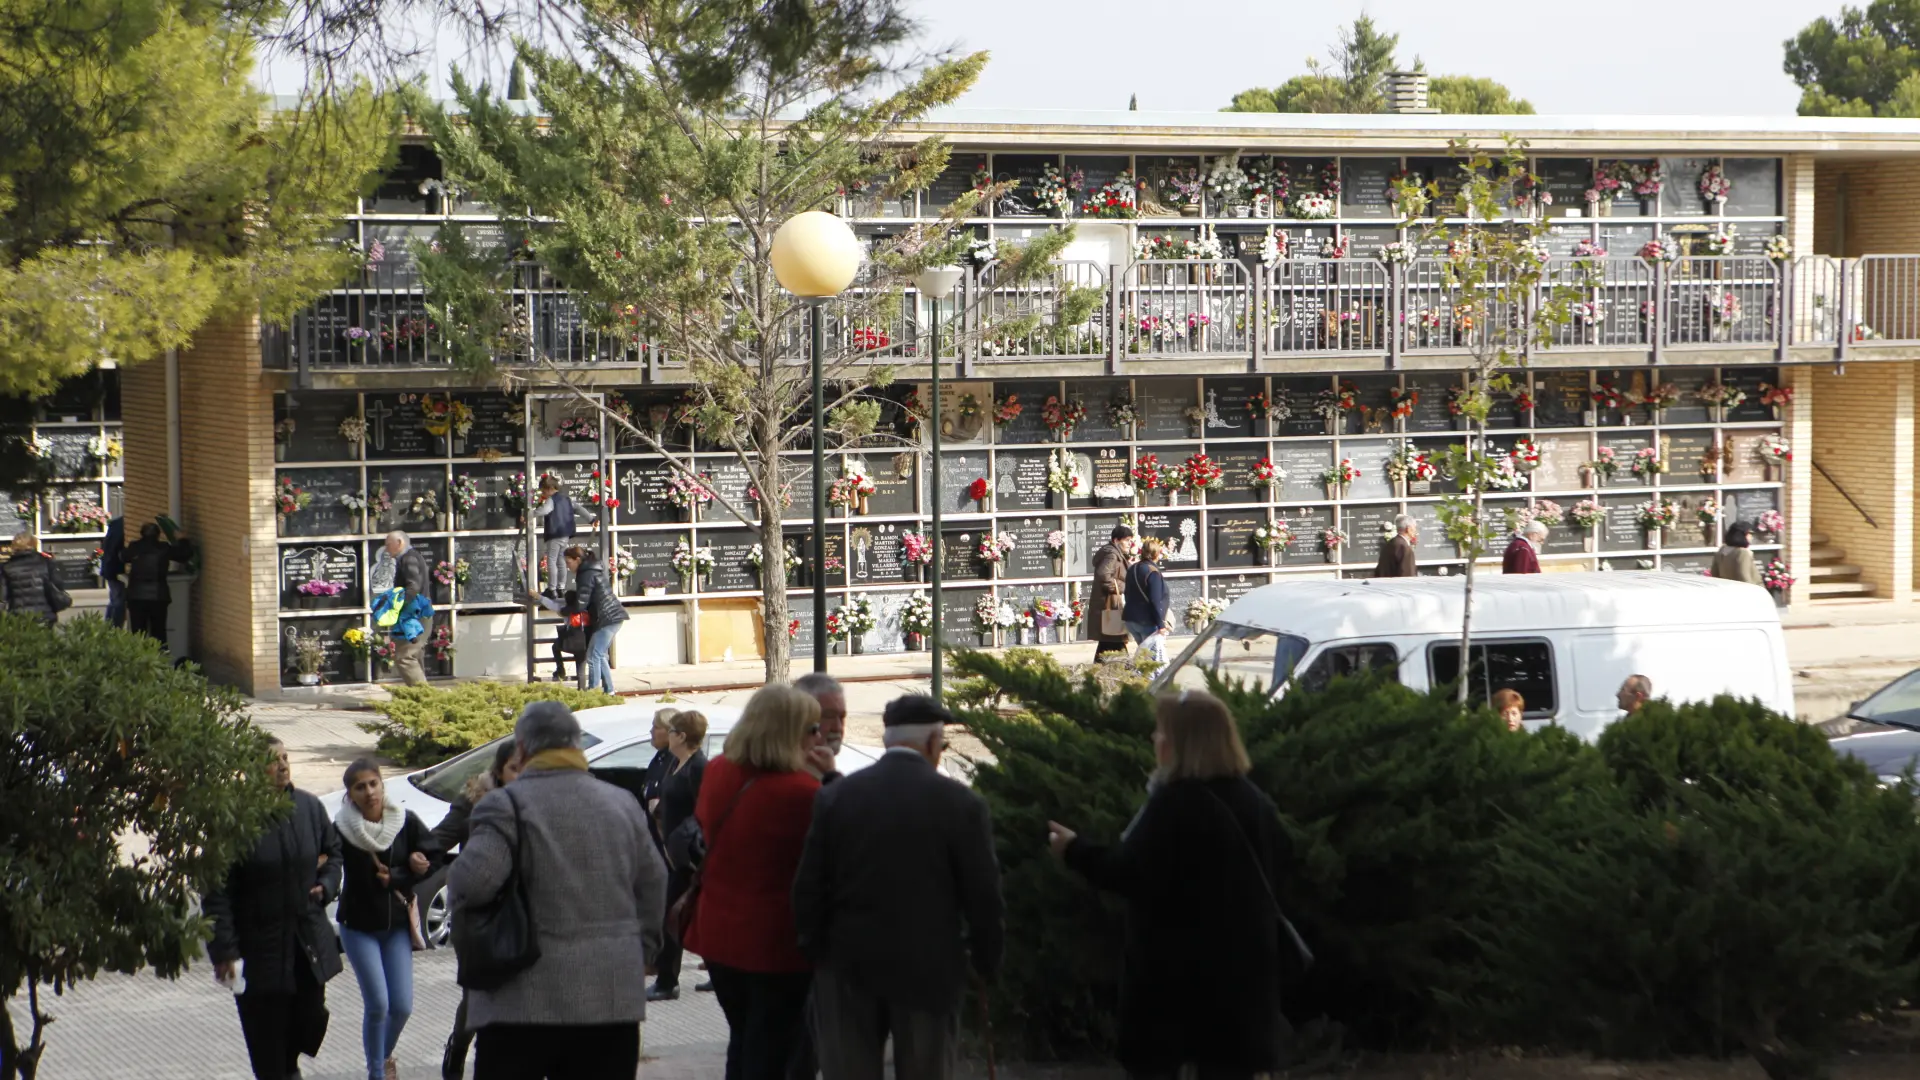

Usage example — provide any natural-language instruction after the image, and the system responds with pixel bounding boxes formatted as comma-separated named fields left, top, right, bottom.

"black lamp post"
left=770, top=211, right=861, bottom=673
left=913, top=266, right=963, bottom=701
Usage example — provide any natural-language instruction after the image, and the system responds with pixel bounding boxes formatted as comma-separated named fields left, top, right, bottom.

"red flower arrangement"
left=1389, top=387, right=1419, bottom=420
left=852, top=326, right=890, bottom=351
left=992, top=394, right=1023, bottom=426
left=1247, top=457, right=1279, bottom=488
left=1130, top=453, right=1164, bottom=492
left=1041, top=396, right=1087, bottom=439
left=1592, top=380, right=1628, bottom=411
left=1334, top=380, right=1361, bottom=412
left=1181, top=452, right=1224, bottom=493
left=1512, top=389, right=1535, bottom=412
left=967, top=477, right=990, bottom=502
left=1760, top=383, right=1794, bottom=408
left=787, top=618, right=801, bottom=639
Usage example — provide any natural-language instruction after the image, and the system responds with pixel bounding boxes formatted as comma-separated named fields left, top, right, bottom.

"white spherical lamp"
left=770, top=211, right=863, bottom=299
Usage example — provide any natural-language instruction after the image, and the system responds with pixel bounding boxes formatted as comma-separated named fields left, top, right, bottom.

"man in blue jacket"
left=100, top=516, right=126, bottom=627
left=382, top=531, right=433, bottom=686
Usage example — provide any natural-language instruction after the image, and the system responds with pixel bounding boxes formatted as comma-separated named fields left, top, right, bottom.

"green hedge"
left=952, top=650, right=1920, bottom=1079
left=360, top=682, right=620, bottom=765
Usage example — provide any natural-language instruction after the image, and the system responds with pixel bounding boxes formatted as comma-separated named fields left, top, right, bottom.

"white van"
left=1152, top=571, right=1793, bottom=740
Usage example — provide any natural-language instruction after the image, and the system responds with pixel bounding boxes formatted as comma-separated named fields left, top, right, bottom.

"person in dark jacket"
left=1122, top=537, right=1172, bottom=664
left=1501, top=520, right=1545, bottom=575
left=793, top=695, right=1005, bottom=1080
left=122, top=521, right=193, bottom=644
left=1047, top=691, right=1292, bottom=1080
left=1090, top=525, right=1135, bottom=660
left=1374, top=515, right=1419, bottom=577
left=1, top=533, right=59, bottom=625
left=100, top=516, right=126, bottom=627
left=533, top=476, right=595, bottom=593
left=385, top=532, right=432, bottom=686
left=429, top=741, right=521, bottom=1080
left=561, top=544, right=628, bottom=694
left=334, top=759, right=440, bottom=1080
left=204, top=738, right=344, bottom=1080
left=649, top=709, right=710, bottom=1001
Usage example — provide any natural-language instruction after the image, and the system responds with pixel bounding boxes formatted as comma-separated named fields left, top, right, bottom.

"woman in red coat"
left=684, top=683, right=822, bottom=1080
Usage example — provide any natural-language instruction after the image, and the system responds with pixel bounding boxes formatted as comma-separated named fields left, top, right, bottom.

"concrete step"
left=1809, top=531, right=1831, bottom=546
left=1809, top=545, right=1846, bottom=563
left=1809, top=563, right=1864, bottom=579
left=1811, top=581, right=1877, bottom=598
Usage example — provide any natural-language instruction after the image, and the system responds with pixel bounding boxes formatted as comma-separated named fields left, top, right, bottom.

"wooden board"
left=698, top=598, right=765, bottom=663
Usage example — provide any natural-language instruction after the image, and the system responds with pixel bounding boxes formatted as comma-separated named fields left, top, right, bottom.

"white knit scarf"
left=334, top=798, right=404, bottom=854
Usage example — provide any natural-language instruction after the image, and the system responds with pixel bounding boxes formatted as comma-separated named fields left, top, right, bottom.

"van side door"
left=1426, top=638, right=1560, bottom=724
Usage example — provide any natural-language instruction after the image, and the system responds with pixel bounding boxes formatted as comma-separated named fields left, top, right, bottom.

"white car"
left=320, top=702, right=885, bottom=945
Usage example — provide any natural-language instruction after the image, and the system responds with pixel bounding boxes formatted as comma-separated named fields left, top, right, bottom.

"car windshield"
left=413, top=731, right=605, bottom=802
left=1153, top=623, right=1309, bottom=695
left=1851, top=668, right=1920, bottom=732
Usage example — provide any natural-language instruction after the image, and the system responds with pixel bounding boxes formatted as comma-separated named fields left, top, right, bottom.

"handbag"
left=1202, top=787, right=1314, bottom=973
left=452, top=787, right=541, bottom=990
left=665, top=777, right=756, bottom=942
left=42, top=573, right=71, bottom=614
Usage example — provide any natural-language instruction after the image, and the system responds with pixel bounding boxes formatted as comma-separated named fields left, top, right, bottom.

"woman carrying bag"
left=336, top=759, right=441, bottom=1080
left=1123, top=537, right=1173, bottom=665
left=648, top=710, right=709, bottom=1002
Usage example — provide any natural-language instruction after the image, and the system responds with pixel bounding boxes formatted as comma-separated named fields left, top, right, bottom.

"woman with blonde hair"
left=684, top=685, right=821, bottom=1080
left=1122, top=536, right=1172, bottom=663
left=1, top=532, right=61, bottom=625
left=1047, top=690, right=1294, bottom=1080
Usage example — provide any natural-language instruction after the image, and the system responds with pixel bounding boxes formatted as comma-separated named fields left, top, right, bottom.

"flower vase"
left=1583, top=534, right=1595, bottom=553
left=1645, top=530, right=1661, bottom=551
left=1771, top=405, right=1783, bottom=421
left=907, top=632, right=924, bottom=651
left=1324, top=549, right=1339, bottom=565
left=679, top=574, right=693, bottom=594
left=275, top=443, right=288, bottom=463
left=450, top=435, right=467, bottom=456
left=974, top=498, right=988, bottom=514
left=1770, top=587, right=1789, bottom=609
left=1710, top=405, right=1725, bottom=423
left=1764, top=463, right=1779, bottom=483
left=298, top=672, right=321, bottom=686
left=438, top=513, right=450, bottom=531
left=1181, top=202, right=1201, bottom=218
left=1393, top=477, right=1408, bottom=500
left=1052, top=492, right=1068, bottom=510
left=851, top=636, right=864, bottom=656
left=1019, top=627, right=1033, bottom=646
left=1167, top=490, right=1180, bottom=507
left=1325, top=482, right=1347, bottom=501
left=1324, top=417, right=1339, bottom=436
left=1596, top=199, right=1613, bottom=218
left=1712, top=197, right=1726, bottom=217
left=1051, top=556, right=1064, bottom=577
left=1233, top=205, right=1252, bottom=218
left=856, top=493, right=870, bottom=516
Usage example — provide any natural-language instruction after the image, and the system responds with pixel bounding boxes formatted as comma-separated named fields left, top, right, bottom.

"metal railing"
left=266, top=254, right=1920, bottom=375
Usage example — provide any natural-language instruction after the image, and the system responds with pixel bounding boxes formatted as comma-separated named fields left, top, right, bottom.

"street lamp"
left=771, top=210, right=862, bottom=673
left=913, top=266, right=963, bottom=702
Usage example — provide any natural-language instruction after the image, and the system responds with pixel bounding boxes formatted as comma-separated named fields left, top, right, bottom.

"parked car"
left=1829, top=668, right=1920, bottom=784
left=320, top=701, right=885, bottom=945
left=1151, top=571, right=1795, bottom=741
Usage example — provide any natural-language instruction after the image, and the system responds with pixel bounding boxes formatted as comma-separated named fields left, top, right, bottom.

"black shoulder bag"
left=453, top=786, right=542, bottom=990
left=1202, top=787, right=1313, bottom=973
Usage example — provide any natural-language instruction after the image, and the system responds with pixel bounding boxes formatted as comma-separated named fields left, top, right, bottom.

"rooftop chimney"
left=1382, top=71, right=1436, bottom=114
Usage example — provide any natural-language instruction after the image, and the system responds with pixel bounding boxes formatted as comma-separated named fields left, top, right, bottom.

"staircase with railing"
left=1806, top=530, right=1873, bottom=600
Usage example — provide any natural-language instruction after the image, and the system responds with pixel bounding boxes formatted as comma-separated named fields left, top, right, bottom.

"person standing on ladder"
left=532, top=476, right=594, bottom=594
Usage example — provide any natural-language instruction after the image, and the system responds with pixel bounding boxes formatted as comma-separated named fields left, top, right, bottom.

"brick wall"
left=1786, top=154, right=1817, bottom=258
left=120, top=361, right=169, bottom=527
left=1811, top=160, right=1920, bottom=256
left=1810, top=362, right=1914, bottom=602
left=162, top=317, right=280, bottom=692
left=1785, top=365, right=1814, bottom=606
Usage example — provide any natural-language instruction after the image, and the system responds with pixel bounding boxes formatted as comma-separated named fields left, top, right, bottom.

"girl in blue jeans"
left=335, top=759, right=439, bottom=1080
left=547, top=545, right=628, bottom=694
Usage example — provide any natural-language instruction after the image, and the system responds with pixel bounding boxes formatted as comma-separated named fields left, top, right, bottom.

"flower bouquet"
left=827, top=470, right=877, bottom=514
left=967, top=477, right=991, bottom=512
left=554, top=416, right=598, bottom=447
left=839, top=594, right=877, bottom=653
left=1698, top=164, right=1732, bottom=211
left=976, top=531, right=1016, bottom=570
left=1637, top=498, right=1680, bottom=543
left=1247, top=457, right=1281, bottom=490
left=1570, top=499, right=1604, bottom=550
left=1108, top=394, right=1138, bottom=433
left=1045, top=529, right=1068, bottom=574
left=1629, top=446, right=1666, bottom=482
left=1130, top=454, right=1164, bottom=501
left=992, top=394, right=1023, bottom=427
left=1292, top=192, right=1335, bottom=219
left=1321, top=527, right=1348, bottom=562
left=1759, top=382, right=1794, bottom=418
left=449, top=473, right=482, bottom=516
left=668, top=471, right=717, bottom=519
left=902, top=531, right=935, bottom=577
left=1041, top=396, right=1087, bottom=440
left=275, top=478, right=312, bottom=520
left=1388, top=387, right=1419, bottom=423
left=1698, top=380, right=1747, bottom=419
left=1761, top=559, right=1794, bottom=599
left=1638, top=237, right=1679, bottom=264
left=1511, top=439, right=1542, bottom=472
left=1380, top=240, right=1417, bottom=265
left=1763, top=235, right=1793, bottom=262
left=1185, top=597, right=1227, bottom=633
left=973, top=593, right=1000, bottom=644
left=1321, top=458, right=1360, bottom=500
left=339, top=416, right=368, bottom=445
left=1252, top=521, right=1292, bottom=563
left=1081, top=172, right=1138, bottom=219
left=1756, top=509, right=1786, bottom=540
left=341, top=627, right=371, bottom=661
left=1696, top=497, right=1722, bottom=540
left=1532, top=500, right=1565, bottom=528
left=900, top=593, right=936, bottom=648
left=1181, top=452, right=1224, bottom=497
left=1586, top=446, right=1619, bottom=486
left=671, top=536, right=714, bottom=589
left=1384, top=443, right=1436, bottom=496
left=85, top=434, right=123, bottom=467
left=1046, top=450, right=1084, bottom=499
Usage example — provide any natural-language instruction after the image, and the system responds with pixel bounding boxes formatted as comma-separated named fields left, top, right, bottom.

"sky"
left=258, top=0, right=1848, bottom=116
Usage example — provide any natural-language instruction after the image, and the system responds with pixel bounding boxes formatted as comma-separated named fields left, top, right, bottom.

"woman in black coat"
left=203, top=739, right=345, bottom=1080
left=0, top=533, right=59, bottom=625
left=1047, top=691, right=1292, bottom=1079
left=648, top=709, right=709, bottom=1001
left=428, top=740, right=520, bottom=1080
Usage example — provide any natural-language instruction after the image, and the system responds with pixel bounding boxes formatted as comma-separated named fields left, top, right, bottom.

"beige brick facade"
left=1784, top=365, right=1814, bottom=607
left=1809, top=362, right=1914, bottom=602
left=121, top=317, right=282, bottom=692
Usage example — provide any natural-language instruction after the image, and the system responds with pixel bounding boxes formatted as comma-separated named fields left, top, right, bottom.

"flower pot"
left=1052, top=492, right=1069, bottom=510
left=1051, top=556, right=1064, bottom=577
left=1324, top=550, right=1339, bottom=564
left=907, top=632, right=925, bottom=651
left=297, top=672, right=321, bottom=686
left=1392, top=477, right=1407, bottom=500
left=1770, top=587, right=1789, bottom=608
left=275, top=443, right=288, bottom=463
left=1596, top=199, right=1613, bottom=218
left=1771, top=405, right=1783, bottom=421
left=1233, top=205, right=1252, bottom=218
left=1181, top=202, right=1201, bottom=218
left=1712, top=197, right=1726, bottom=217
left=1325, top=482, right=1347, bottom=501
left=856, top=493, right=870, bottom=515
left=1583, top=534, right=1595, bottom=553
left=642, top=586, right=666, bottom=597
left=1166, top=490, right=1180, bottom=507
left=1645, top=530, right=1661, bottom=551
left=851, top=636, right=864, bottom=655
left=974, top=499, right=988, bottom=514
left=563, top=440, right=596, bottom=455
left=1763, top=463, right=1780, bottom=483
left=1324, top=417, right=1340, bottom=436
left=1710, top=405, right=1725, bottom=423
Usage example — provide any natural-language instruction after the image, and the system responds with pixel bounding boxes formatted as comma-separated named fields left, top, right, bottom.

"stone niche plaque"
left=1209, top=572, right=1272, bottom=604
left=279, top=614, right=362, bottom=687
left=1273, top=377, right=1332, bottom=438
left=368, top=466, right=449, bottom=532
left=705, top=528, right=760, bottom=593
left=1003, top=518, right=1059, bottom=580
left=277, top=467, right=360, bottom=538
left=362, top=393, right=439, bottom=460
left=1342, top=438, right=1396, bottom=501
left=936, top=381, right=994, bottom=444
left=1731, top=488, right=1780, bottom=526
left=1165, top=575, right=1205, bottom=625
left=1598, top=432, right=1655, bottom=488
left=464, top=394, right=524, bottom=455
left=848, top=451, right=918, bottom=516
left=278, top=544, right=362, bottom=611
left=615, top=461, right=678, bottom=527
left=991, top=382, right=1053, bottom=445
left=281, top=393, right=361, bottom=463
left=1279, top=507, right=1333, bottom=566
left=1409, top=437, right=1463, bottom=496
left=1200, top=378, right=1263, bottom=439
left=1136, top=379, right=1200, bottom=441
left=44, top=541, right=98, bottom=592
left=624, top=531, right=684, bottom=594
left=1405, top=374, right=1459, bottom=434
left=1209, top=510, right=1264, bottom=568
left=1662, top=431, right=1721, bottom=484
left=994, top=450, right=1053, bottom=512
left=1088, top=448, right=1132, bottom=505
left=939, top=527, right=990, bottom=582
left=1723, top=367, right=1778, bottom=423
left=1210, top=445, right=1272, bottom=506
left=1136, top=443, right=1199, bottom=508
left=1600, top=495, right=1648, bottom=552
left=1068, top=380, right=1132, bottom=443
left=459, top=535, right=524, bottom=604
left=1348, top=504, right=1398, bottom=566
left=1532, top=434, right=1589, bottom=494
left=1661, top=157, right=1715, bottom=217
left=1082, top=513, right=1124, bottom=572
left=941, top=586, right=989, bottom=645
left=939, top=452, right=992, bottom=515
left=854, top=523, right=910, bottom=585
left=1274, top=442, right=1333, bottom=504
left=1540, top=515, right=1589, bottom=557
left=1659, top=369, right=1712, bottom=426
left=1136, top=510, right=1202, bottom=569
left=1534, top=371, right=1591, bottom=428
left=454, top=466, right=521, bottom=532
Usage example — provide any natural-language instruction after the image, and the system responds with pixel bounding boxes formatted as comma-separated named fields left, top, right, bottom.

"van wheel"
left=414, top=870, right=452, bottom=948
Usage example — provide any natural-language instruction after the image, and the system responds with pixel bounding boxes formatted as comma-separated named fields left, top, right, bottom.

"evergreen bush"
left=360, top=682, right=620, bottom=765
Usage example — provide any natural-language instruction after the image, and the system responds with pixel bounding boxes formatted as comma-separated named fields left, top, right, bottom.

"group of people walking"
left=1091, top=524, right=1178, bottom=664
left=206, top=678, right=1300, bottom=1080
left=2, top=518, right=192, bottom=639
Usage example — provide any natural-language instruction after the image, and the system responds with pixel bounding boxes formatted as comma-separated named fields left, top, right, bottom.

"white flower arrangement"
left=1046, top=449, right=1084, bottom=494
left=841, top=594, right=878, bottom=635
left=1093, top=483, right=1135, bottom=501
left=1379, top=240, right=1417, bottom=265
left=1704, top=226, right=1737, bottom=255
left=85, top=435, right=122, bottom=462
left=1762, top=234, right=1793, bottom=261
left=1188, top=234, right=1224, bottom=261
left=339, top=416, right=367, bottom=444
left=1258, top=227, right=1287, bottom=268
left=1292, top=192, right=1335, bottom=219
left=1185, top=597, right=1227, bottom=632
left=671, top=537, right=715, bottom=575
left=339, top=490, right=370, bottom=512
left=994, top=602, right=1021, bottom=630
